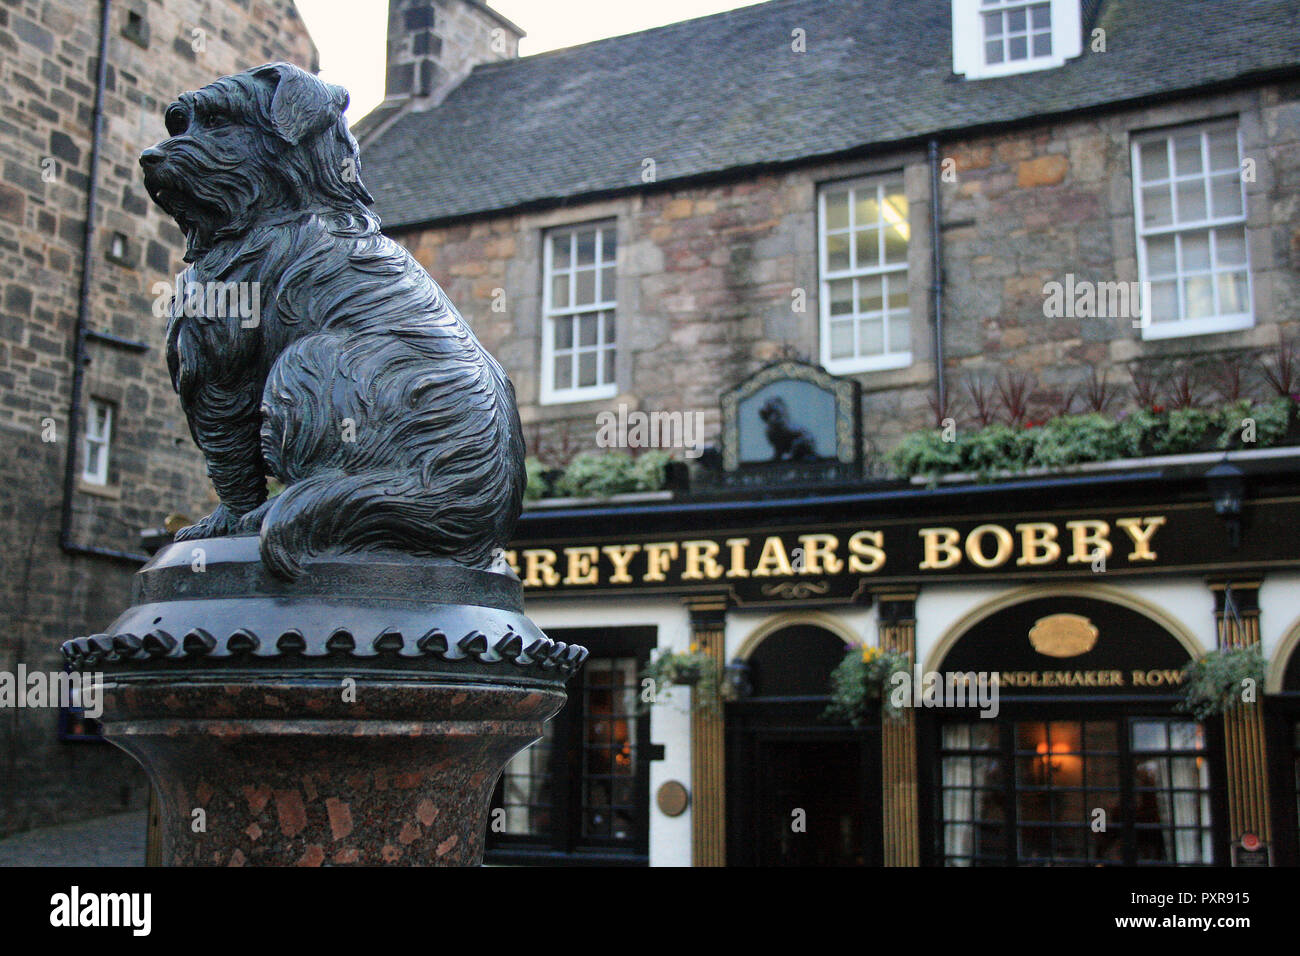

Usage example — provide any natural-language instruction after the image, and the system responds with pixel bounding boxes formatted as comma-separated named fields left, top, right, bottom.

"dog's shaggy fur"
left=758, top=397, right=816, bottom=462
left=140, top=63, right=525, bottom=578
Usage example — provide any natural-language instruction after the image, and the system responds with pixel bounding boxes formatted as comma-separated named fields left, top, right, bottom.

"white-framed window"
left=1132, top=120, right=1252, bottom=339
left=82, top=398, right=113, bottom=485
left=952, top=0, right=1082, bottom=80
left=541, top=221, right=618, bottom=404
left=818, top=176, right=912, bottom=374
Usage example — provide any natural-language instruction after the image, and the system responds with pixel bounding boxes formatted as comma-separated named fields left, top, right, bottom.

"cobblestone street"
left=0, top=811, right=146, bottom=867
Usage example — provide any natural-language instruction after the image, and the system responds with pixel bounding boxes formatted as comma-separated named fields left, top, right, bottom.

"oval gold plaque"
left=656, top=780, right=689, bottom=817
left=1028, top=613, right=1098, bottom=658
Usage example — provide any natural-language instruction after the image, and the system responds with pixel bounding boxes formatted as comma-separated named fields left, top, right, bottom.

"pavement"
left=0, top=810, right=147, bottom=866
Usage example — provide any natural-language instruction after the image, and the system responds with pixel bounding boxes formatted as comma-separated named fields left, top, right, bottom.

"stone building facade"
left=388, top=81, right=1300, bottom=467
left=358, top=0, right=1300, bottom=868
left=0, top=0, right=316, bottom=836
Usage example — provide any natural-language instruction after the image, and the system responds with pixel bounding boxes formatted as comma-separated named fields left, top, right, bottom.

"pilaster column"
left=684, top=595, right=728, bottom=867
left=877, top=589, right=919, bottom=867
left=1209, top=579, right=1272, bottom=863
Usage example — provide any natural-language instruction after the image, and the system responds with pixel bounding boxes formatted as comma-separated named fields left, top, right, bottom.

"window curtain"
left=941, top=724, right=976, bottom=865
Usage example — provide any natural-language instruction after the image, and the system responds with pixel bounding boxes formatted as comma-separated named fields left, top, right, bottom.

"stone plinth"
left=62, top=536, right=585, bottom=867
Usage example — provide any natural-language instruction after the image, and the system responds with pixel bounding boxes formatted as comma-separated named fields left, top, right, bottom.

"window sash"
left=1132, top=122, right=1251, bottom=337
left=542, top=222, right=618, bottom=401
left=952, top=0, right=1082, bottom=80
left=818, top=177, right=912, bottom=372
left=981, top=1, right=1053, bottom=65
left=81, top=401, right=112, bottom=485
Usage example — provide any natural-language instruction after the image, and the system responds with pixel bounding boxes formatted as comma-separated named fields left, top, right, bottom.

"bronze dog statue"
left=140, top=62, right=524, bottom=578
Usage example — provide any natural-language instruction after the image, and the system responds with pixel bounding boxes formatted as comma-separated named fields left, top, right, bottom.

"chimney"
left=384, top=0, right=523, bottom=108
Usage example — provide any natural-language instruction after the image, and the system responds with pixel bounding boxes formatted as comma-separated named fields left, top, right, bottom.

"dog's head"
left=758, top=397, right=788, bottom=424
left=140, top=62, right=375, bottom=261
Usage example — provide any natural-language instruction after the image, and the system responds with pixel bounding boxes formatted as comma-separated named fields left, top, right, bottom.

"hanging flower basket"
left=1177, top=646, right=1267, bottom=719
left=642, top=645, right=720, bottom=711
left=823, top=644, right=913, bottom=725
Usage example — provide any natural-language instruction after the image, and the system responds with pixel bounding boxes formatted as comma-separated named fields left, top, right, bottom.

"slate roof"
left=359, top=0, right=1300, bottom=230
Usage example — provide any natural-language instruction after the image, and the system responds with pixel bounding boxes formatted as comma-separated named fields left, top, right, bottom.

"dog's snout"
left=139, top=147, right=166, bottom=168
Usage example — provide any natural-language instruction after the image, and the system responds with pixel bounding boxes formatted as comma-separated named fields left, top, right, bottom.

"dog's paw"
left=173, top=503, right=241, bottom=541
left=232, top=499, right=275, bottom=534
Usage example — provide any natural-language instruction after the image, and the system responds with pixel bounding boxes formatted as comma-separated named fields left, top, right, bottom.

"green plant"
left=1156, top=407, right=1218, bottom=454
left=553, top=450, right=669, bottom=498
left=1029, top=414, right=1125, bottom=468
left=823, top=645, right=913, bottom=725
left=1178, top=646, right=1266, bottom=719
left=889, top=429, right=963, bottom=480
left=1116, top=407, right=1165, bottom=457
left=1216, top=397, right=1293, bottom=450
left=961, top=422, right=1031, bottom=476
left=886, top=397, right=1300, bottom=483
left=642, top=645, right=720, bottom=710
left=524, top=456, right=548, bottom=501
left=631, top=450, right=672, bottom=490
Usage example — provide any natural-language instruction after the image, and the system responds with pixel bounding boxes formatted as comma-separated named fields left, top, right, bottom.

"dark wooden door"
left=725, top=624, right=881, bottom=866
left=754, top=734, right=869, bottom=866
left=727, top=700, right=881, bottom=866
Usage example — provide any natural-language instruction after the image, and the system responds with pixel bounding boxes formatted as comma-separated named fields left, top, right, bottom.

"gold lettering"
left=724, top=538, right=750, bottom=578
left=1131, top=669, right=1147, bottom=687
left=1065, top=520, right=1111, bottom=564
left=919, top=527, right=962, bottom=570
left=643, top=542, right=679, bottom=582
left=966, top=524, right=1013, bottom=568
left=1116, top=516, right=1165, bottom=562
left=601, top=543, right=641, bottom=584
left=847, top=530, right=886, bottom=573
left=752, top=536, right=794, bottom=577
left=1015, top=522, right=1060, bottom=566
left=522, top=549, right=561, bottom=588
left=796, top=534, right=843, bottom=575
left=563, top=546, right=599, bottom=585
left=681, top=540, right=725, bottom=580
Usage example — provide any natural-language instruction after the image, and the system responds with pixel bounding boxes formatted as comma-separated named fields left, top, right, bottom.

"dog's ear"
left=252, top=62, right=348, bottom=146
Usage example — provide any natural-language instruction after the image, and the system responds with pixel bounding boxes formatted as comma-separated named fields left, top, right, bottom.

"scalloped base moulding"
left=62, top=536, right=587, bottom=867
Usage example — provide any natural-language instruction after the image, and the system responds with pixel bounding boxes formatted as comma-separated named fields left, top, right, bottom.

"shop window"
left=541, top=221, right=618, bottom=403
left=940, top=716, right=1215, bottom=866
left=487, top=628, right=654, bottom=864
left=1131, top=120, right=1252, bottom=338
left=818, top=176, right=911, bottom=374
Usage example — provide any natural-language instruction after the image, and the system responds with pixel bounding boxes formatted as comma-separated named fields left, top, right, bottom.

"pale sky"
left=295, top=0, right=770, bottom=122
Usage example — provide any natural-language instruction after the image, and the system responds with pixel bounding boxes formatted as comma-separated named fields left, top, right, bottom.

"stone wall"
left=0, top=0, right=316, bottom=836
left=390, top=83, right=1300, bottom=471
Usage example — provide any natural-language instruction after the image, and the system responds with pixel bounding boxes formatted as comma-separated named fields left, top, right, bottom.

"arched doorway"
left=1266, top=620, right=1300, bottom=866
left=725, top=622, right=882, bottom=866
left=918, top=593, right=1225, bottom=867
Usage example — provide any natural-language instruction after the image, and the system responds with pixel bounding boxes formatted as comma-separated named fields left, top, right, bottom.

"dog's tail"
left=257, top=468, right=496, bottom=579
